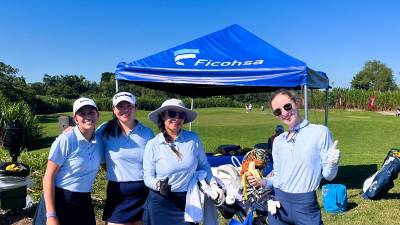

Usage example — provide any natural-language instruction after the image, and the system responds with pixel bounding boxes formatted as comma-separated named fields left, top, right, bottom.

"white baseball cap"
left=113, top=92, right=136, bottom=107
left=73, top=97, right=98, bottom=115
left=148, top=98, right=197, bottom=124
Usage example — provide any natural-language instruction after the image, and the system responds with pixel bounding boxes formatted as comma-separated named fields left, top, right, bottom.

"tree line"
left=0, top=62, right=272, bottom=111
left=0, top=59, right=399, bottom=150
left=1, top=59, right=399, bottom=112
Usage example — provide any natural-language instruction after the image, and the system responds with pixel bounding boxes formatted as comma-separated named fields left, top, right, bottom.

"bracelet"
left=46, top=211, right=57, bottom=218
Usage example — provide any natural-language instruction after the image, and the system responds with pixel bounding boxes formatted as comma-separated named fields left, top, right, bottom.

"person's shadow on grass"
left=322, top=164, right=378, bottom=189
left=29, top=114, right=61, bottom=150
left=380, top=192, right=400, bottom=200
left=28, top=135, right=58, bottom=151
left=319, top=164, right=376, bottom=212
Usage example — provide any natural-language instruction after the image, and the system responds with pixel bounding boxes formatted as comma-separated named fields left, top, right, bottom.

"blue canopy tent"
left=115, top=24, right=330, bottom=124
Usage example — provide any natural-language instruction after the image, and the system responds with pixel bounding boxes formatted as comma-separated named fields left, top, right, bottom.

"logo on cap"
left=114, top=93, right=133, bottom=99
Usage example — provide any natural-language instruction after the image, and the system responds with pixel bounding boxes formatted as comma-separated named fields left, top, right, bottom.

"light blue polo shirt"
left=268, top=120, right=338, bottom=193
left=143, top=130, right=213, bottom=192
left=97, top=121, right=154, bottom=182
left=49, top=126, right=103, bottom=193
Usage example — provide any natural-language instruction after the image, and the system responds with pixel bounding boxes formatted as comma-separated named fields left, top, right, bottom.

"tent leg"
left=189, top=98, right=194, bottom=131
left=115, top=80, right=119, bottom=93
left=303, top=85, right=308, bottom=121
left=324, top=88, right=329, bottom=126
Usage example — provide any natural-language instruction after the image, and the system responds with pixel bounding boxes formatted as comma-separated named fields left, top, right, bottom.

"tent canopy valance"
left=115, top=24, right=330, bottom=124
left=115, top=24, right=329, bottom=98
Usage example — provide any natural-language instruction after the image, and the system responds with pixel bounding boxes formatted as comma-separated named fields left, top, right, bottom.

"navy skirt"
left=103, top=180, right=149, bottom=223
left=55, top=187, right=96, bottom=225
left=33, top=187, right=95, bottom=225
left=143, top=190, right=196, bottom=225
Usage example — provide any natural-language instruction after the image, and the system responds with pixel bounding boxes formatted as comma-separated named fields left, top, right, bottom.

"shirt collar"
left=73, top=126, right=97, bottom=144
left=129, top=120, right=142, bottom=135
left=289, top=119, right=310, bottom=133
left=157, top=129, right=185, bottom=145
left=281, top=119, right=310, bottom=142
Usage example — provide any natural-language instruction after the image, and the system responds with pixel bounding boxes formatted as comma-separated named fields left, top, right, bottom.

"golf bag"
left=207, top=164, right=247, bottom=220
left=362, top=148, right=400, bottom=200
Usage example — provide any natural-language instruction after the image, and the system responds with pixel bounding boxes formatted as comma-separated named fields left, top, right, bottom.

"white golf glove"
left=327, top=140, right=341, bottom=166
left=210, top=182, right=225, bottom=206
left=267, top=200, right=281, bottom=215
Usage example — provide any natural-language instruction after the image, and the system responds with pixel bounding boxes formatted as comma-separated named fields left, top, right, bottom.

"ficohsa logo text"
left=194, top=59, right=264, bottom=67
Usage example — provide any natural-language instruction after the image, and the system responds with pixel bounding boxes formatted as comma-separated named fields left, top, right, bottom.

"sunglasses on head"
left=165, top=110, right=186, bottom=119
left=272, top=103, right=293, bottom=116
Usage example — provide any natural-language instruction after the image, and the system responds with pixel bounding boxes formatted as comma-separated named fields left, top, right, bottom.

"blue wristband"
left=46, top=211, right=57, bottom=218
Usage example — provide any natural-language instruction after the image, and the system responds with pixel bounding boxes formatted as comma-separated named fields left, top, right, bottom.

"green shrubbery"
left=134, top=96, right=243, bottom=111
left=0, top=95, right=41, bottom=150
left=92, top=97, right=113, bottom=111
left=309, top=88, right=400, bottom=110
left=21, top=88, right=400, bottom=115
left=30, top=95, right=244, bottom=114
left=33, top=95, right=73, bottom=114
left=189, top=97, right=243, bottom=108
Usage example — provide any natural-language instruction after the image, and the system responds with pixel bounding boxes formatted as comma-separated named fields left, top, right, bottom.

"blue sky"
left=1, top=0, right=399, bottom=88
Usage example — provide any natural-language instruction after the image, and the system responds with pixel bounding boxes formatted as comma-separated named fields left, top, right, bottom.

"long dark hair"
left=102, top=115, right=122, bottom=138
left=158, top=113, right=181, bottom=159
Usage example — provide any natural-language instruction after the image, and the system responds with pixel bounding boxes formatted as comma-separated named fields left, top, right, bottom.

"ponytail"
left=102, top=116, right=122, bottom=138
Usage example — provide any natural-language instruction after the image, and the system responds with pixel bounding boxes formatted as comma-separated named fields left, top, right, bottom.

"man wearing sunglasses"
left=246, top=89, right=341, bottom=225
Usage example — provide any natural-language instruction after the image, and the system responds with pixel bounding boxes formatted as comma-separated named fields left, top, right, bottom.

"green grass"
left=1, top=108, right=399, bottom=225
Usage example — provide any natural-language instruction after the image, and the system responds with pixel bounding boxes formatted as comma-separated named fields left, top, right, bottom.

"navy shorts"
left=143, top=190, right=196, bottom=225
left=268, top=189, right=323, bottom=225
left=103, top=180, right=149, bottom=223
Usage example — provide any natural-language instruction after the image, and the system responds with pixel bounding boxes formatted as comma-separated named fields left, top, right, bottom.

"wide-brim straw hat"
left=148, top=98, right=197, bottom=124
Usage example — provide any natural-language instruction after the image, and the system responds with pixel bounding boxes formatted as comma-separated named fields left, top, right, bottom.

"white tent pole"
left=304, top=84, right=308, bottom=120
left=189, top=98, right=194, bottom=131
left=324, top=88, right=329, bottom=126
left=115, top=80, right=119, bottom=93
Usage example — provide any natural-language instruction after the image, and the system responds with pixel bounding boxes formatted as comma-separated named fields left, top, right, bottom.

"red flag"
left=369, top=95, right=376, bottom=111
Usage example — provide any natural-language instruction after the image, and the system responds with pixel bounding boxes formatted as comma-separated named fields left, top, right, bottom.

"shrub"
left=188, top=97, right=242, bottom=108
left=308, top=88, right=400, bottom=111
left=0, top=100, right=42, bottom=150
left=32, top=95, right=72, bottom=114
left=93, top=97, right=112, bottom=111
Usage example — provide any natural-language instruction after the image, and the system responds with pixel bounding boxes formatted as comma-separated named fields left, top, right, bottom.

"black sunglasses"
left=272, top=103, right=293, bottom=116
left=165, top=111, right=186, bottom=119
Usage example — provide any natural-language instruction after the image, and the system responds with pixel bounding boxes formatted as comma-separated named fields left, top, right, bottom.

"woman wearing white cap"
left=142, top=98, right=224, bottom=225
left=41, top=97, right=103, bottom=225
left=98, top=92, right=154, bottom=225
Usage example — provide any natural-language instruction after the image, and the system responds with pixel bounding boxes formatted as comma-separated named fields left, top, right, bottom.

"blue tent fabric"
left=116, top=24, right=328, bottom=97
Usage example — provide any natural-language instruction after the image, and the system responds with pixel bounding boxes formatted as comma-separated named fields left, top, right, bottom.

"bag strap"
left=231, top=156, right=242, bottom=168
